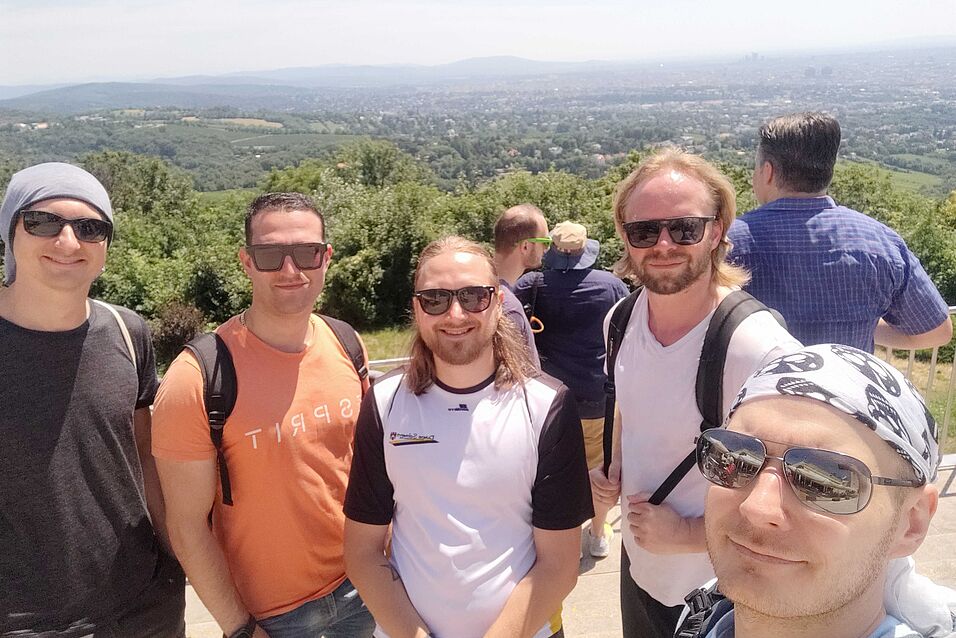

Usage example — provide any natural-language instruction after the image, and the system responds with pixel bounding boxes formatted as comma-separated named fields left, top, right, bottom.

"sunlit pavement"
left=185, top=468, right=956, bottom=637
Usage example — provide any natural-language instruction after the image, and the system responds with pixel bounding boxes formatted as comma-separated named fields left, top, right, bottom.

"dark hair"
left=407, top=236, right=536, bottom=395
left=244, top=192, right=325, bottom=245
left=493, top=203, right=545, bottom=254
left=757, top=112, right=841, bottom=193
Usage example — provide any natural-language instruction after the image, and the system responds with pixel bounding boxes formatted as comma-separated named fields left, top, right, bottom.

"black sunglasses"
left=413, top=286, right=497, bottom=316
left=696, top=429, right=921, bottom=515
left=20, top=210, right=112, bottom=243
left=622, top=216, right=716, bottom=249
left=245, top=243, right=328, bottom=272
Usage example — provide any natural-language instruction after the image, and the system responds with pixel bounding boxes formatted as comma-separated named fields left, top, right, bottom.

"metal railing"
left=369, top=308, right=956, bottom=469
left=881, top=306, right=956, bottom=470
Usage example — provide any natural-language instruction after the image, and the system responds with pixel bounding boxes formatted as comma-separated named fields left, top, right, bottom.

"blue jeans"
left=258, top=578, right=374, bottom=638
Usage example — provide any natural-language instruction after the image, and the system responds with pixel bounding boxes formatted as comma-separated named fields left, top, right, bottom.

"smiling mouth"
left=729, top=538, right=803, bottom=565
left=439, top=325, right=475, bottom=336
left=44, top=256, right=85, bottom=266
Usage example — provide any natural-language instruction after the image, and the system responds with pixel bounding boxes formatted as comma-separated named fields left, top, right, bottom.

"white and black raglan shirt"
left=345, top=370, right=593, bottom=638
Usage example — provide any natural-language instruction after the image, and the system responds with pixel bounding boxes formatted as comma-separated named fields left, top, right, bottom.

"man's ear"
left=238, top=246, right=254, bottom=275
left=889, top=484, right=939, bottom=559
left=759, top=159, right=775, bottom=188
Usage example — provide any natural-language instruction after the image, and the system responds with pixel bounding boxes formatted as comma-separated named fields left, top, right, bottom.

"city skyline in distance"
left=2, top=0, right=955, bottom=85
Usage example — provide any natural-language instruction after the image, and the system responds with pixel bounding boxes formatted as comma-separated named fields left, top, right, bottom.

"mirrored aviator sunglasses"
left=622, top=216, right=715, bottom=249
left=413, top=285, right=497, bottom=316
left=695, top=428, right=921, bottom=515
left=20, top=210, right=112, bottom=243
left=246, top=243, right=328, bottom=272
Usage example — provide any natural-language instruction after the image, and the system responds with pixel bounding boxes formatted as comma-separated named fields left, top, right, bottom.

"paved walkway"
left=185, top=469, right=956, bottom=637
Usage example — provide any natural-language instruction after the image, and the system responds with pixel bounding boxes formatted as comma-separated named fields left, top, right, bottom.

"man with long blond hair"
left=343, top=236, right=593, bottom=638
left=589, top=150, right=799, bottom=637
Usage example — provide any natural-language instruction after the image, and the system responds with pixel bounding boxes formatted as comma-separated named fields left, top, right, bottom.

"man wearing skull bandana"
left=692, top=344, right=954, bottom=638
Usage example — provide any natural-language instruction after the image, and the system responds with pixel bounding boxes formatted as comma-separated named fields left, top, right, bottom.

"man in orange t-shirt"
left=152, top=193, right=373, bottom=638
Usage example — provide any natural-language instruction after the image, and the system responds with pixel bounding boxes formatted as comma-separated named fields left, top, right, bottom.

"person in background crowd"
left=515, top=220, right=629, bottom=558
left=729, top=112, right=951, bottom=353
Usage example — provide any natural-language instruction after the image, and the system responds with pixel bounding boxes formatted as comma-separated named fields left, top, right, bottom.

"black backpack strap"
left=602, top=289, right=641, bottom=475
left=695, top=290, right=775, bottom=430
left=648, top=290, right=781, bottom=506
left=320, top=315, right=369, bottom=389
left=184, top=332, right=238, bottom=507
left=675, top=581, right=730, bottom=638
left=522, top=272, right=545, bottom=334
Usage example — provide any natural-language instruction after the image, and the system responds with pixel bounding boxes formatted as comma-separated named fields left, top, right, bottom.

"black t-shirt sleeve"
left=531, top=384, right=595, bottom=530
left=344, top=386, right=395, bottom=525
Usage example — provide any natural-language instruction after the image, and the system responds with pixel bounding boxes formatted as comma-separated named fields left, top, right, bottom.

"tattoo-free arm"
left=344, top=519, right=431, bottom=638
left=874, top=317, right=953, bottom=351
left=134, top=408, right=171, bottom=553
left=482, top=526, right=580, bottom=638
left=155, top=457, right=266, bottom=637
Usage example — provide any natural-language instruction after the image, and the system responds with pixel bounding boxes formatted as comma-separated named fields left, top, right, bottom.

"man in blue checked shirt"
left=728, top=112, right=952, bottom=353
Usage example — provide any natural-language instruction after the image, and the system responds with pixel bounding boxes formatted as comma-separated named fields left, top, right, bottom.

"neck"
left=242, top=303, right=314, bottom=353
left=766, top=187, right=828, bottom=203
left=733, top=590, right=886, bottom=638
left=433, top=348, right=497, bottom=390
left=645, top=277, right=726, bottom=347
left=0, top=283, right=90, bottom=331
left=495, top=255, right=524, bottom=287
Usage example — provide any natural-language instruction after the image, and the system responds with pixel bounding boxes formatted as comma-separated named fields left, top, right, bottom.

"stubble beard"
left=635, top=247, right=711, bottom=295
left=705, top=515, right=896, bottom=620
left=422, top=318, right=496, bottom=367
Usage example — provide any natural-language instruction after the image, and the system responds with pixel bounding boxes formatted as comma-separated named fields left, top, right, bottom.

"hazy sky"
left=1, top=0, right=955, bottom=85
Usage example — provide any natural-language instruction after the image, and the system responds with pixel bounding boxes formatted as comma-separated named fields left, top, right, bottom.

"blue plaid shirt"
left=728, top=197, right=950, bottom=352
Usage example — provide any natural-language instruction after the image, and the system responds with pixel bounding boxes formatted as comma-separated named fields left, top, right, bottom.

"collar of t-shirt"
left=434, top=372, right=496, bottom=395
left=704, top=612, right=920, bottom=638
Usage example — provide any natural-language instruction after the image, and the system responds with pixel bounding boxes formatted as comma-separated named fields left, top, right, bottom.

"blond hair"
left=406, top=236, right=536, bottom=395
left=610, top=149, right=749, bottom=288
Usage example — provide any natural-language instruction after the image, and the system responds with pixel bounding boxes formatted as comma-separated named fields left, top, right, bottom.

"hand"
left=589, top=464, right=621, bottom=510
left=252, top=626, right=271, bottom=638
left=625, top=492, right=696, bottom=555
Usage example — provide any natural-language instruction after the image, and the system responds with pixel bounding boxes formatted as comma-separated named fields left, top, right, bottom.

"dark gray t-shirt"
left=0, top=302, right=162, bottom=633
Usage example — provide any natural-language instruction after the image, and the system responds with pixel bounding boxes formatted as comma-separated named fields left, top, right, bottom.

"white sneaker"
left=588, top=522, right=613, bottom=558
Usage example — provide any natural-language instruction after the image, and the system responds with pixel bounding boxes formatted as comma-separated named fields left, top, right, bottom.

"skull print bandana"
left=728, top=343, right=939, bottom=484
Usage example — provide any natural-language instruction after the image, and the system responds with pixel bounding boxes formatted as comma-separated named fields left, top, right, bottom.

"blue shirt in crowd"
left=514, top=267, right=628, bottom=418
left=728, top=196, right=950, bottom=353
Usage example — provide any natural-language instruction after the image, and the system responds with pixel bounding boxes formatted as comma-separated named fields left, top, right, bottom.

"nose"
left=446, top=296, right=468, bottom=320
left=737, top=464, right=791, bottom=530
left=55, top=223, right=82, bottom=251
left=279, top=254, right=300, bottom=274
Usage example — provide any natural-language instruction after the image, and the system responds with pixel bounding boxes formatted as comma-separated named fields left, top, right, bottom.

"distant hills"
left=0, top=56, right=633, bottom=114
left=2, top=46, right=955, bottom=115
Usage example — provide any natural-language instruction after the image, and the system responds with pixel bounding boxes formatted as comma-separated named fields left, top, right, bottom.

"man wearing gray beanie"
left=0, top=162, right=186, bottom=636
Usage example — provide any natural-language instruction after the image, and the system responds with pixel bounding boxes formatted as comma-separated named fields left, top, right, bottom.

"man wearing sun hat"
left=683, top=343, right=954, bottom=638
left=0, top=162, right=185, bottom=636
left=515, top=221, right=628, bottom=558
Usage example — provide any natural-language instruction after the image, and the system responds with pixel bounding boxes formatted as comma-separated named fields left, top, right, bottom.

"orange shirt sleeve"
left=151, top=350, right=218, bottom=461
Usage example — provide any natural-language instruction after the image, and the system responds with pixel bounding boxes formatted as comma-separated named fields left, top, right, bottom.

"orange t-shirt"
left=152, top=315, right=367, bottom=618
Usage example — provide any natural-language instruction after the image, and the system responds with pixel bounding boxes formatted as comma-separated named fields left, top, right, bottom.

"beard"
left=705, top=515, right=896, bottom=620
left=634, top=247, right=711, bottom=294
left=420, top=315, right=497, bottom=367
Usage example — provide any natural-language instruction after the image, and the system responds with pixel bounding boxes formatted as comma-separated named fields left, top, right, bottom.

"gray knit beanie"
left=1, top=162, right=114, bottom=285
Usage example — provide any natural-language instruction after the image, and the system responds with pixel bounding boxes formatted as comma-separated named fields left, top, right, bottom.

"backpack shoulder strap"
left=601, top=288, right=641, bottom=474
left=184, top=332, right=238, bottom=506
left=92, top=299, right=137, bottom=373
left=320, top=315, right=369, bottom=387
left=648, top=290, right=781, bottom=506
left=675, top=580, right=731, bottom=638
left=696, top=290, right=778, bottom=430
